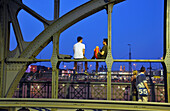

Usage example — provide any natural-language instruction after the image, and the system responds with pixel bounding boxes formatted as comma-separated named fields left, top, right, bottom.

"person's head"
left=103, top=38, right=108, bottom=45
left=140, top=66, right=146, bottom=73
left=133, top=70, right=138, bottom=76
left=77, top=36, right=83, bottom=43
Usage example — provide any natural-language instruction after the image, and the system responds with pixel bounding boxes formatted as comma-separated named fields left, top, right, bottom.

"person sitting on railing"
left=73, top=36, right=88, bottom=74
left=91, top=38, right=108, bottom=73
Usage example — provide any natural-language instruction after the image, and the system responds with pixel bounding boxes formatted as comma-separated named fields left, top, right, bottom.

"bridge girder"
left=0, top=0, right=124, bottom=97
left=1, top=0, right=170, bottom=103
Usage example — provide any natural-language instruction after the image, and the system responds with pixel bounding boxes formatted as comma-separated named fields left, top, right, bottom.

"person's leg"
left=143, top=96, right=148, bottom=102
left=83, top=57, right=88, bottom=74
left=136, top=91, right=138, bottom=101
left=138, top=99, right=142, bottom=102
left=96, top=62, right=98, bottom=74
left=132, top=95, right=136, bottom=101
left=138, top=94, right=142, bottom=102
left=74, top=61, right=77, bottom=74
left=85, top=61, right=87, bottom=72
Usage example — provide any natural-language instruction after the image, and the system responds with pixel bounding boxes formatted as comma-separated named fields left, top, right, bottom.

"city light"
left=64, top=65, right=66, bottom=68
left=133, top=63, right=137, bottom=70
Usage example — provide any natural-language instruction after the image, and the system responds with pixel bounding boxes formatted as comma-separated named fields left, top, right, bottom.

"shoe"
left=84, top=71, right=89, bottom=75
left=91, top=56, right=95, bottom=59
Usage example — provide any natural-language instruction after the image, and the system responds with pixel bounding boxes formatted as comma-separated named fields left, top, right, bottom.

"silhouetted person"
left=73, top=36, right=88, bottom=74
left=92, top=38, right=108, bottom=73
left=136, top=66, right=150, bottom=102
left=131, top=70, right=138, bottom=101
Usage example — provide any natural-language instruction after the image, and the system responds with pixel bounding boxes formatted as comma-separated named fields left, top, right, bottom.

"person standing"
left=131, top=70, right=138, bottom=101
left=136, top=66, right=150, bottom=102
left=73, top=36, right=87, bottom=74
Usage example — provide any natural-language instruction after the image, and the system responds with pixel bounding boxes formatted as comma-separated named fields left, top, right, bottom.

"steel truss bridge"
left=1, top=0, right=170, bottom=110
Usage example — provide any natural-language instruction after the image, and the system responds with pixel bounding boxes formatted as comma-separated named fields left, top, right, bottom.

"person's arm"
left=83, top=49, right=85, bottom=56
left=131, top=76, right=135, bottom=82
left=99, top=51, right=104, bottom=55
left=131, top=76, right=133, bottom=81
left=144, top=82, right=150, bottom=94
left=99, top=46, right=106, bottom=55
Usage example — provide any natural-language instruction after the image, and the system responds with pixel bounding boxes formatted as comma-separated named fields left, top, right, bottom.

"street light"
left=128, top=44, right=132, bottom=73
left=133, top=63, right=137, bottom=70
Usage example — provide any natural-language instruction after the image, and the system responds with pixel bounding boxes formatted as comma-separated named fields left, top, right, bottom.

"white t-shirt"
left=73, top=42, right=85, bottom=59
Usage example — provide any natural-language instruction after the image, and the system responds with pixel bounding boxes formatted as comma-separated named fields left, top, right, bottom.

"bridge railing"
left=12, top=80, right=165, bottom=102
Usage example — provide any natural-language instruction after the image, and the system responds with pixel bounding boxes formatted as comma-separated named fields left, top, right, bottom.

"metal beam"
left=164, top=0, right=170, bottom=102
left=51, top=33, right=60, bottom=99
left=13, top=0, right=51, bottom=26
left=2, top=0, right=126, bottom=97
left=0, top=0, right=9, bottom=97
left=54, top=0, right=60, bottom=20
left=6, top=58, right=163, bottom=63
left=114, top=59, right=164, bottom=62
left=0, top=98, right=169, bottom=111
left=106, top=3, right=114, bottom=101
left=8, top=5, right=24, bottom=53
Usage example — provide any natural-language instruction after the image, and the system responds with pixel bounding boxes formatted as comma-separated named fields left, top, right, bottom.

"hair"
left=140, top=66, right=145, bottom=72
left=133, top=70, right=138, bottom=75
left=103, top=38, right=108, bottom=45
left=77, top=36, right=83, bottom=42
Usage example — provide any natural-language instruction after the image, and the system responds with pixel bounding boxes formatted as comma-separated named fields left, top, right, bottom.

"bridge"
left=0, top=0, right=170, bottom=110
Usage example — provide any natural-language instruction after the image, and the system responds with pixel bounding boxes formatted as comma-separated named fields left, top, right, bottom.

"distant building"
left=30, top=65, right=37, bottom=73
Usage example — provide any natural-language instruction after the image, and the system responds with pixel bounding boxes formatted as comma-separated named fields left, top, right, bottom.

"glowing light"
left=64, top=65, right=66, bottom=68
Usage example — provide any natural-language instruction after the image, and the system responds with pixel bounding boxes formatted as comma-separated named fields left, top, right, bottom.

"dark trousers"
left=74, top=57, right=87, bottom=72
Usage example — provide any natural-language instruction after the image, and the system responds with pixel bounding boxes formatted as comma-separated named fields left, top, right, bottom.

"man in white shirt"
left=73, top=36, right=87, bottom=74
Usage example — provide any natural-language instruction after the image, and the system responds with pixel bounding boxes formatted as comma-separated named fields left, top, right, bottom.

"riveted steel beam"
left=106, top=3, right=114, bottom=101
left=0, top=0, right=9, bottom=97
left=1, top=0, right=126, bottom=97
left=6, top=58, right=163, bottom=63
left=13, top=0, right=51, bottom=26
left=8, top=5, right=24, bottom=53
left=51, top=33, right=60, bottom=99
left=0, top=98, right=170, bottom=111
left=54, top=0, right=60, bottom=20
left=164, top=0, right=170, bottom=102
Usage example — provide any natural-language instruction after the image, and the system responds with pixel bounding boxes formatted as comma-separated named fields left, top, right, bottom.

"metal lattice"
left=91, top=84, right=107, bottom=99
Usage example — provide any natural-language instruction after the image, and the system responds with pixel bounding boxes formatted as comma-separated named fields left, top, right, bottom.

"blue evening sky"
left=10, top=0, right=164, bottom=71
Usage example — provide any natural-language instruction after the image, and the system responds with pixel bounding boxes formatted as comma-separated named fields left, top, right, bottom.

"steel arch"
left=0, top=0, right=124, bottom=97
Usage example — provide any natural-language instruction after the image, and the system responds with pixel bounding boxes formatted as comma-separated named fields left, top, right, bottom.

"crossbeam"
left=6, top=58, right=163, bottom=63
left=0, top=98, right=169, bottom=111
left=114, top=59, right=164, bottom=63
